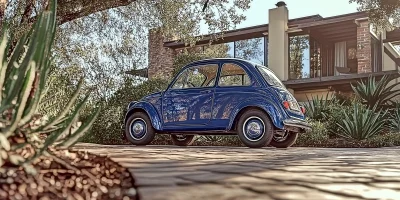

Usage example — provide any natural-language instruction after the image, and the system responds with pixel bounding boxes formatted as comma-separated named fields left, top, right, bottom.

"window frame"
left=216, top=63, right=252, bottom=87
left=169, top=63, right=219, bottom=90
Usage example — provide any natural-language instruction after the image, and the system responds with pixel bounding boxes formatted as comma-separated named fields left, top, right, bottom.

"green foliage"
left=351, top=75, right=400, bottom=109
left=388, top=103, right=400, bottom=133
left=81, top=78, right=169, bottom=144
left=296, top=120, right=329, bottom=146
left=302, top=93, right=339, bottom=120
left=0, top=0, right=99, bottom=173
left=350, top=0, right=400, bottom=30
left=336, top=103, right=387, bottom=140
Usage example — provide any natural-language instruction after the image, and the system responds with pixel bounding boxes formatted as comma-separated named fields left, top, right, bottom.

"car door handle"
left=200, top=90, right=212, bottom=94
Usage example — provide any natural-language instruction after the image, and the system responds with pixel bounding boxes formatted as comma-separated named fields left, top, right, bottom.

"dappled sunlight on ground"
left=73, top=143, right=400, bottom=200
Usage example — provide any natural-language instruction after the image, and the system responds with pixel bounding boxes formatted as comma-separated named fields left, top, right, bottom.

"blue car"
left=123, top=58, right=311, bottom=148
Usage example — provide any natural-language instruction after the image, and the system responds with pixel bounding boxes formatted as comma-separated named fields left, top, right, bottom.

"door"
left=162, top=63, right=219, bottom=129
left=211, top=62, right=256, bottom=129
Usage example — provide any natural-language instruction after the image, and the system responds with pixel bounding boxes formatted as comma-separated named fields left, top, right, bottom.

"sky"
left=198, top=0, right=360, bottom=77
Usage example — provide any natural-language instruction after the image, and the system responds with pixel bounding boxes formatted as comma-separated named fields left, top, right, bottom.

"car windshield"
left=256, top=65, right=286, bottom=88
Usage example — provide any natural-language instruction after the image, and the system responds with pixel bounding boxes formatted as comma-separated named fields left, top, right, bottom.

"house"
left=130, top=1, right=400, bottom=102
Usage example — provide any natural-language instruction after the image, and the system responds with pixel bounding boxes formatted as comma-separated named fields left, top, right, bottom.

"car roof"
left=188, top=58, right=259, bottom=66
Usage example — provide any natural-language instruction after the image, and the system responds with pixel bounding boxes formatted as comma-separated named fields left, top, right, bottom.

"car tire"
left=237, top=109, right=274, bottom=148
left=125, top=112, right=155, bottom=145
left=171, top=135, right=196, bottom=146
left=270, top=132, right=298, bottom=148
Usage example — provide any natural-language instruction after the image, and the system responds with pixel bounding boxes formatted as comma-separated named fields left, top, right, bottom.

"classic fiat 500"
left=123, top=58, right=311, bottom=148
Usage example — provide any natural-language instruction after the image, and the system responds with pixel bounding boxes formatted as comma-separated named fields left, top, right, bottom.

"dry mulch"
left=0, top=149, right=138, bottom=200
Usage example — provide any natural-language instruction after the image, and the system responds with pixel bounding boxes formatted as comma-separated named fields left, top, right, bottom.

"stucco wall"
left=383, top=51, right=396, bottom=71
left=293, top=89, right=335, bottom=103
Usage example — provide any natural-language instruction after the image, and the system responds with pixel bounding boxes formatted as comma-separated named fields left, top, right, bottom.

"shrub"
left=81, top=78, right=169, bottom=144
left=295, top=120, right=329, bottom=146
left=352, top=75, right=400, bottom=109
left=0, top=0, right=99, bottom=173
left=388, top=103, right=400, bottom=133
left=302, top=93, right=339, bottom=120
left=336, top=103, right=387, bottom=140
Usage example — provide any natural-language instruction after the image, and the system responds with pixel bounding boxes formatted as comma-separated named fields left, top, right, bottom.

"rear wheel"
left=270, top=131, right=298, bottom=148
left=171, top=135, right=196, bottom=146
left=237, top=109, right=274, bottom=148
left=125, top=112, right=155, bottom=145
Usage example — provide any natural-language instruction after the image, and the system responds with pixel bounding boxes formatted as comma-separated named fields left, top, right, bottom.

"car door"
left=210, top=62, right=258, bottom=129
left=162, top=62, right=219, bottom=129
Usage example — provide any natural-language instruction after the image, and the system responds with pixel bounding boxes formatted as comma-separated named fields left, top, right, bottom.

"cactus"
left=0, top=0, right=100, bottom=173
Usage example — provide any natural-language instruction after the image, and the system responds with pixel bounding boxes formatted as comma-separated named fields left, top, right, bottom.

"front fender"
left=227, top=98, right=287, bottom=130
left=124, top=101, right=163, bottom=130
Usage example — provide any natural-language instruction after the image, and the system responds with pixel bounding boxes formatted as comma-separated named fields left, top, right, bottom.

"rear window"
left=256, top=65, right=285, bottom=88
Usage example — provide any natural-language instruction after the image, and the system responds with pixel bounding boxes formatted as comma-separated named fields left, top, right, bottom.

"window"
left=171, top=64, right=218, bottom=89
left=257, top=65, right=285, bottom=88
left=218, top=63, right=251, bottom=87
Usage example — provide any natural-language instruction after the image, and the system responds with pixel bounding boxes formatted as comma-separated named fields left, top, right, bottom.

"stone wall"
left=356, top=20, right=372, bottom=73
left=148, top=29, right=176, bottom=80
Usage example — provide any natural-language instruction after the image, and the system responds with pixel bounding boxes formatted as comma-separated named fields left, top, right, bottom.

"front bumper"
left=283, top=119, right=312, bottom=132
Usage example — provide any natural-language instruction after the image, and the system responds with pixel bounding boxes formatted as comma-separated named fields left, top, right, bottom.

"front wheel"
left=269, top=132, right=298, bottom=148
left=125, top=112, right=155, bottom=145
left=171, top=135, right=196, bottom=146
left=237, top=109, right=274, bottom=148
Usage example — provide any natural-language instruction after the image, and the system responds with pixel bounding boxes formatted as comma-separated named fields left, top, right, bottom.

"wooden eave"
left=163, top=15, right=323, bottom=49
left=384, top=28, right=400, bottom=43
left=163, top=12, right=368, bottom=49
left=125, top=68, right=148, bottom=78
left=283, top=70, right=400, bottom=91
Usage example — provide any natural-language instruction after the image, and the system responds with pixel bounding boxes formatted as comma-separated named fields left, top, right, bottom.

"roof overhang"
left=283, top=70, right=400, bottom=91
left=163, top=15, right=323, bottom=49
left=125, top=68, right=148, bottom=78
left=384, top=28, right=400, bottom=43
left=163, top=11, right=368, bottom=49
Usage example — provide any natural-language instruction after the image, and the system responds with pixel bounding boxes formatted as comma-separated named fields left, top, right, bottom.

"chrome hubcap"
left=129, top=118, right=147, bottom=140
left=243, top=117, right=265, bottom=142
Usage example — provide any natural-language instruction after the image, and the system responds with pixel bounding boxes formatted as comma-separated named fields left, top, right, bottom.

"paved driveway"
left=74, top=143, right=400, bottom=200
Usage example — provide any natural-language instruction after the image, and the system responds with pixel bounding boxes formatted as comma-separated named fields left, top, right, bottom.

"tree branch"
left=57, top=0, right=136, bottom=25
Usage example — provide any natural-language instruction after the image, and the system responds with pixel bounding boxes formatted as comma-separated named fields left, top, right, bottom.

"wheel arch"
left=125, top=102, right=162, bottom=130
left=228, top=103, right=285, bottom=131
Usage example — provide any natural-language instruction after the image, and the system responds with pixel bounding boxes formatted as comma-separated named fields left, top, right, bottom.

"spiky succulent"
left=0, top=0, right=100, bottom=173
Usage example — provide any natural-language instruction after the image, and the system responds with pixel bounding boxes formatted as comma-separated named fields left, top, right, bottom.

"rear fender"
left=228, top=99, right=287, bottom=130
left=124, top=101, right=162, bottom=130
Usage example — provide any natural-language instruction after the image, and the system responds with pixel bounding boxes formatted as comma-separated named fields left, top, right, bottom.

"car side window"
left=171, top=64, right=218, bottom=89
left=218, top=63, right=251, bottom=87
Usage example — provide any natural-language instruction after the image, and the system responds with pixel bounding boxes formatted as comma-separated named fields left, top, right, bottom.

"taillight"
left=300, top=106, right=306, bottom=114
left=283, top=101, right=290, bottom=109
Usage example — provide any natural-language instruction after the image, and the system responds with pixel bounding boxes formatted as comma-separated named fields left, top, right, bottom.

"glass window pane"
left=218, top=63, right=251, bottom=87
left=289, top=35, right=310, bottom=80
left=172, top=64, right=218, bottom=89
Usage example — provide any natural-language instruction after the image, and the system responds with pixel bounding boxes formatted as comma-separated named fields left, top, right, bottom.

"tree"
left=351, top=0, right=400, bottom=29
left=234, top=38, right=264, bottom=64
left=289, top=36, right=309, bottom=79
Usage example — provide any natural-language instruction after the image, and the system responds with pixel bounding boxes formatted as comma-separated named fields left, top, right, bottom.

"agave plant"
left=336, top=103, right=387, bottom=140
left=388, top=103, right=400, bottom=133
left=0, top=0, right=100, bottom=173
left=302, top=92, right=339, bottom=120
left=351, top=75, right=400, bottom=109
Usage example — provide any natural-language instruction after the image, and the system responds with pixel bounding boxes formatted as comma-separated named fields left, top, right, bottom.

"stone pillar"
left=148, top=28, right=176, bottom=79
left=268, top=1, right=289, bottom=81
left=356, top=19, right=372, bottom=73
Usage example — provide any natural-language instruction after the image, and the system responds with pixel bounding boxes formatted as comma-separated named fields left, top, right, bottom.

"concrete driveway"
left=74, top=143, right=400, bottom=200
